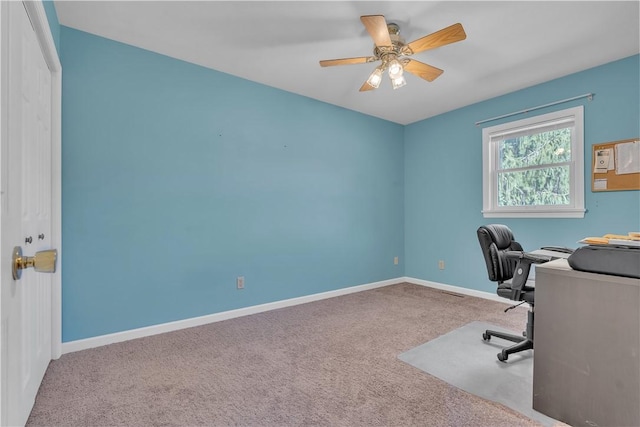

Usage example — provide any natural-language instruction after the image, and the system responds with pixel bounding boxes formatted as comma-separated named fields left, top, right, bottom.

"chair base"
left=482, top=310, right=535, bottom=362
left=483, top=330, right=532, bottom=361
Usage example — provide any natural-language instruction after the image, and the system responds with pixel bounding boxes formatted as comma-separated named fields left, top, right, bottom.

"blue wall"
left=405, top=55, right=640, bottom=294
left=60, top=27, right=405, bottom=342
left=58, top=21, right=639, bottom=342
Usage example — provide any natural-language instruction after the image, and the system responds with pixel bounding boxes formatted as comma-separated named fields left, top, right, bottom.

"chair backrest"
left=477, top=224, right=524, bottom=283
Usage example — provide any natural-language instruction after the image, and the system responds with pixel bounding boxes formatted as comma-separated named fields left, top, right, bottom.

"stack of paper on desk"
left=580, top=233, right=640, bottom=247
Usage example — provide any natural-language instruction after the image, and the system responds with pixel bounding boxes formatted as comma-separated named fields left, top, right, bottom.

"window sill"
left=482, top=208, right=586, bottom=219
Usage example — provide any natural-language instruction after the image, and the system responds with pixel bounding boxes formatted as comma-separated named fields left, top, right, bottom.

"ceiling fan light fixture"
left=391, top=75, right=407, bottom=90
left=366, top=67, right=383, bottom=88
left=387, top=58, right=403, bottom=79
left=318, top=15, right=467, bottom=93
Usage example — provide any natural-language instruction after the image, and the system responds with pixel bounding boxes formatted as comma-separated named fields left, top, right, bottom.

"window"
left=482, top=106, right=585, bottom=218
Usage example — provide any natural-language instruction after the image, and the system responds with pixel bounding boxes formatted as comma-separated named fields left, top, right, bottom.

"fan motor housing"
left=373, top=23, right=406, bottom=59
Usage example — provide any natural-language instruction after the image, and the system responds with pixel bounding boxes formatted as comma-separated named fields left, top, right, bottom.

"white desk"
left=533, top=258, right=640, bottom=427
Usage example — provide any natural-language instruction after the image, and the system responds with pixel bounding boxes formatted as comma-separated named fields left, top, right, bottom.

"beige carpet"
left=28, top=283, right=549, bottom=426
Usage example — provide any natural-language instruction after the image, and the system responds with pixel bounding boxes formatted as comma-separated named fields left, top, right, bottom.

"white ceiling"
left=53, top=1, right=640, bottom=125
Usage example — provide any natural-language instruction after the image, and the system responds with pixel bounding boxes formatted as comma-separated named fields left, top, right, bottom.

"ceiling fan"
left=319, top=15, right=466, bottom=91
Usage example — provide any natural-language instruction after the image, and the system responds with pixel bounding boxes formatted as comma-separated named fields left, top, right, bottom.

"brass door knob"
left=12, top=246, right=58, bottom=280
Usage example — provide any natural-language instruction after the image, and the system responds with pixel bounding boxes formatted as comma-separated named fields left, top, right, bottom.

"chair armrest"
left=540, top=246, right=574, bottom=254
left=504, top=251, right=553, bottom=300
left=505, top=251, right=553, bottom=265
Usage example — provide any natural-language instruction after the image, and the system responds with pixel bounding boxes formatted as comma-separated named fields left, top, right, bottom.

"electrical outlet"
left=438, top=260, right=445, bottom=270
left=236, top=276, right=245, bottom=289
left=394, top=256, right=399, bottom=265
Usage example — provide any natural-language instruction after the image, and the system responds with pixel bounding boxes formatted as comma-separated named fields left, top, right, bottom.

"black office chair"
left=476, top=224, right=572, bottom=362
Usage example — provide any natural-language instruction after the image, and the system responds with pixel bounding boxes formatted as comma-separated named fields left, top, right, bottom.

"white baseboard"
left=61, top=277, right=404, bottom=354
left=402, top=276, right=512, bottom=305
left=61, top=277, right=513, bottom=355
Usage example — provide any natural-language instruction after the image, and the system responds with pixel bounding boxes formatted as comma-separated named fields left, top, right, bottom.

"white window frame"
left=482, top=105, right=585, bottom=218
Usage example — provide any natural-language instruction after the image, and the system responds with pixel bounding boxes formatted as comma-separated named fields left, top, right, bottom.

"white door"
left=0, top=2, right=58, bottom=426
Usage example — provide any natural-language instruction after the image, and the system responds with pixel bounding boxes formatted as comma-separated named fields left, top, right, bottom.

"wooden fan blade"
left=319, top=57, right=376, bottom=67
left=403, top=59, right=444, bottom=82
left=359, top=81, right=377, bottom=92
left=360, top=15, right=392, bottom=48
left=405, top=23, right=466, bottom=55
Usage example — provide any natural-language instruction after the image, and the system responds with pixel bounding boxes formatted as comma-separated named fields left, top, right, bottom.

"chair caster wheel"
left=482, top=332, right=490, bottom=341
left=497, top=351, right=508, bottom=362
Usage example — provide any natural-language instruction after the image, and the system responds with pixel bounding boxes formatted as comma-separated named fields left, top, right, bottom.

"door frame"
left=24, top=0, right=63, bottom=361
left=0, top=1, right=62, bottom=361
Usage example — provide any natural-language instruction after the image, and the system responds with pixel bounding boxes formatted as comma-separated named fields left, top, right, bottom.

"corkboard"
left=591, top=138, right=640, bottom=192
